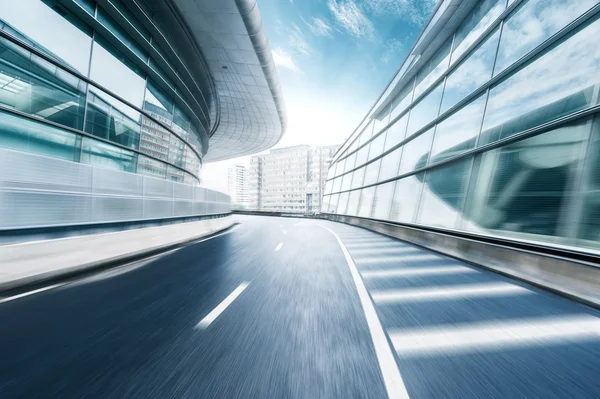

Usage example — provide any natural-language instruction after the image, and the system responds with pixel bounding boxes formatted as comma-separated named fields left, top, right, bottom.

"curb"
left=0, top=222, right=238, bottom=297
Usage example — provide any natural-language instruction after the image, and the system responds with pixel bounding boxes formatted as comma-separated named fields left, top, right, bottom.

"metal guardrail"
left=0, top=148, right=231, bottom=231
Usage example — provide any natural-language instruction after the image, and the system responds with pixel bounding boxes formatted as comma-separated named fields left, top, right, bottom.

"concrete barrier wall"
left=321, top=214, right=600, bottom=308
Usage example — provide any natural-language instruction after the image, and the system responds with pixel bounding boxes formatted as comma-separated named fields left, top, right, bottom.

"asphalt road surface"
left=1, top=216, right=599, bottom=398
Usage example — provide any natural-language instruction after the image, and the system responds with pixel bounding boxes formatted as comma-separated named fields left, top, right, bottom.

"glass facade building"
left=0, top=0, right=286, bottom=184
left=322, top=0, right=600, bottom=253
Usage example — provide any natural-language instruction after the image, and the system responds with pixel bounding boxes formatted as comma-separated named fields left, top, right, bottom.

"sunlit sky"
left=201, top=0, right=436, bottom=190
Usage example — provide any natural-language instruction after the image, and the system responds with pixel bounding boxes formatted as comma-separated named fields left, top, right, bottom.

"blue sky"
left=201, top=0, right=436, bottom=189
left=258, top=0, right=437, bottom=147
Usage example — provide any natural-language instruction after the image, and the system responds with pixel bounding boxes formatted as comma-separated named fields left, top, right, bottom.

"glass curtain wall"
left=322, top=0, right=600, bottom=252
left=0, top=0, right=206, bottom=183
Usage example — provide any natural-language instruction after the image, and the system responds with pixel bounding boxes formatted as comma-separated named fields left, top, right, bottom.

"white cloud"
left=365, top=0, right=437, bottom=25
left=304, top=17, right=333, bottom=37
left=328, top=0, right=375, bottom=40
left=288, top=24, right=311, bottom=55
left=380, top=38, right=403, bottom=64
left=272, top=47, right=300, bottom=72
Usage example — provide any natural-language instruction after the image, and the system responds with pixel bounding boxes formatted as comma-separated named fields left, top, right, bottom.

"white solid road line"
left=372, top=282, right=531, bottom=304
left=274, top=242, right=283, bottom=251
left=390, top=316, right=600, bottom=356
left=0, top=283, right=65, bottom=304
left=361, top=266, right=477, bottom=279
left=195, top=282, right=250, bottom=329
left=320, top=225, right=411, bottom=399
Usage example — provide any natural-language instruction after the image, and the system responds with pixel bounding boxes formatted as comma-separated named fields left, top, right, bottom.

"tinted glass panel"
left=419, top=158, right=471, bottom=228
left=406, top=82, right=443, bottom=136
left=399, top=128, right=434, bottom=175
left=430, top=94, right=486, bottom=164
left=451, top=0, right=505, bottom=65
left=390, top=174, right=424, bottom=223
left=358, top=121, right=374, bottom=146
left=368, top=131, right=387, bottom=161
left=389, top=79, right=414, bottom=122
left=378, top=148, right=402, bottom=182
left=441, top=27, right=500, bottom=114
left=337, top=191, right=350, bottom=214
left=345, top=190, right=359, bottom=216
left=341, top=172, right=352, bottom=191
left=363, top=159, right=381, bottom=186
left=355, top=144, right=369, bottom=168
left=494, top=0, right=598, bottom=75
left=85, top=90, right=141, bottom=149
left=344, top=152, right=357, bottom=172
left=372, top=104, right=390, bottom=135
left=97, top=8, right=148, bottom=61
left=144, top=80, right=174, bottom=124
left=0, top=0, right=92, bottom=74
left=358, top=187, right=375, bottom=217
left=372, top=182, right=395, bottom=220
left=351, top=166, right=366, bottom=188
left=332, top=176, right=342, bottom=193
left=579, top=116, right=600, bottom=244
left=384, top=113, right=408, bottom=152
left=464, top=120, right=588, bottom=239
left=481, top=15, right=600, bottom=146
left=414, top=38, right=452, bottom=99
left=80, top=136, right=136, bottom=172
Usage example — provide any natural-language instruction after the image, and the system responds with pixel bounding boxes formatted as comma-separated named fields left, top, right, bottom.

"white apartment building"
left=227, top=165, right=250, bottom=209
left=249, top=145, right=339, bottom=213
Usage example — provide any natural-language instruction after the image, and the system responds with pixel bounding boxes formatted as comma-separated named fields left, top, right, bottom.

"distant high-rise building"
left=249, top=145, right=339, bottom=213
left=227, top=165, right=250, bottom=209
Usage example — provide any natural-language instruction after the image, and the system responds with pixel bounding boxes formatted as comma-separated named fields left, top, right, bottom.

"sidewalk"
left=0, top=216, right=235, bottom=292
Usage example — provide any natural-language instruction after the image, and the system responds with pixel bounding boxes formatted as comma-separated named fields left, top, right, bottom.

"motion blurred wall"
left=0, top=0, right=231, bottom=229
left=322, top=0, right=600, bottom=253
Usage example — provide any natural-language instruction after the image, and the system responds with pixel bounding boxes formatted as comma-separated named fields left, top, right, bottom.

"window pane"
left=430, top=94, right=486, bottom=164
left=0, top=0, right=93, bottom=74
left=372, top=182, right=395, bottom=220
left=389, top=79, right=414, bottom=122
left=332, top=176, right=342, bottom=193
left=329, top=194, right=339, bottom=214
left=399, top=128, right=434, bottom=175
left=137, top=154, right=166, bottom=178
left=481, top=15, right=600, bottom=146
left=144, top=80, right=174, bottom=124
left=390, top=174, right=424, bottom=223
left=85, top=90, right=141, bottom=149
left=344, top=152, right=357, bottom=172
left=355, top=144, right=369, bottom=168
left=80, top=136, right=136, bottom=172
left=414, top=38, right=452, bottom=99
left=363, top=159, right=381, bottom=186
left=90, top=36, right=146, bottom=108
left=441, top=27, right=500, bottom=114
left=341, top=172, right=352, bottom=191
left=579, top=116, right=600, bottom=244
left=464, top=120, right=589, bottom=239
left=0, top=37, right=87, bottom=130
left=368, top=131, right=387, bottom=161
left=321, top=195, right=331, bottom=213
left=358, top=120, right=374, bottom=146
left=372, top=104, right=391, bottom=135
left=97, top=8, right=148, bottom=62
left=406, top=82, right=443, bottom=137
left=337, top=191, right=350, bottom=214
left=140, top=115, right=169, bottom=162
left=0, top=110, right=80, bottom=161
left=384, top=113, right=408, bottom=152
left=378, top=148, right=402, bottom=182
left=358, top=187, right=375, bottom=217
left=451, top=0, right=505, bottom=65
left=346, top=190, right=361, bottom=216
left=351, top=166, right=366, bottom=188
left=419, top=158, right=471, bottom=229
left=494, top=0, right=598, bottom=75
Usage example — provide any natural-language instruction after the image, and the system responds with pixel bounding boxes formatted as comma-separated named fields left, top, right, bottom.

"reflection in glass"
left=97, top=8, right=148, bottom=62
left=0, top=36, right=87, bottom=130
left=332, top=176, right=342, bottom=193
left=341, top=172, right=352, bottom=192
left=372, top=182, right=395, bottom=220
left=579, top=117, right=600, bottom=243
left=441, top=27, right=499, bottom=114
left=398, top=128, right=434, bottom=175
left=355, top=144, right=369, bottom=169
left=358, top=187, right=375, bottom=217
left=406, top=82, right=443, bottom=137
left=0, top=110, right=80, bottom=161
left=464, top=120, right=589, bottom=239
left=346, top=190, right=361, bottom=216
left=378, top=148, right=402, bottom=182
left=419, top=158, right=471, bottom=229
left=430, top=94, right=486, bottom=164
left=344, top=152, right=357, bottom=172
left=494, top=0, right=598, bottom=75
left=414, top=38, right=452, bottom=99
left=372, top=104, right=390, bottom=135
left=368, top=131, right=387, bottom=161
left=337, top=191, right=350, bottom=214
left=85, top=91, right=141, bottom=149
left=384, top=113, right=408, bottom=152
left=451, top=0, right=505, bottom=65
left=351, top=166, right=366, bottom=188
left=390, top=174, right=424, bottom=223
left=90, top=36, right=146, bottom=108
left=0, top=0, right=93, bottom=74
left=358, top=120, right=374, bottom=146
left=389, top=79, right=414, bottom=123
left=144, top=81, right=174, bottom=125
left=137, top=154, right=166, bottom=178
left=481, top=14, right=600, bottom=146
left=363, top=159, right=381, bottom=186
left=80, top=136, right=136, bottom=172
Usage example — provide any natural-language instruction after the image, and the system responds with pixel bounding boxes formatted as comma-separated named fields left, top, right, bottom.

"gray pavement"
left=0, top=216, right=599, bottom=398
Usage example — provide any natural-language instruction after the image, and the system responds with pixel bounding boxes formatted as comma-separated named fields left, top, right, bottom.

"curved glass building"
left=322, top=0, right=600, bottom=253
left=0, top=0, right=285, bottom=229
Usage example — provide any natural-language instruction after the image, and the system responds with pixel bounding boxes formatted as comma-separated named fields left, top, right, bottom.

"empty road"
left=1, top=216, right=599, bottom=398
